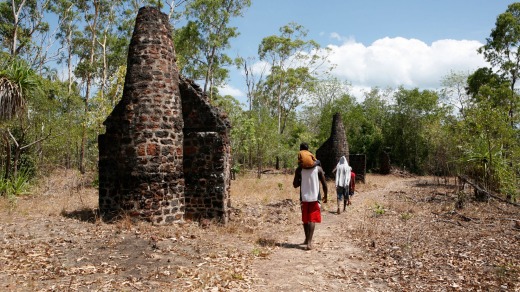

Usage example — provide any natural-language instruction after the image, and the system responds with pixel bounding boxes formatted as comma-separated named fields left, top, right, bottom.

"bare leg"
left=343, top=189, right=348, bottom=211
left=303, top=223, right=309, bottom=244
left=306, top=222, right=315, bottom=250
left=337, top=199, right=342, bottom=214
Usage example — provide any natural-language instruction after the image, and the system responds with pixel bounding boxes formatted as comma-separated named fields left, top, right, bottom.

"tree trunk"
left=100, top=34, right=107, bottom=100
left=13, top=146, right=20, bottom=178
left=257, top=144, right=262, bottom=179
left=3, top=133, right=11, bottom=179
left=10, top=0, right=25, bottom=56
left=80, top=0, right=99, bottom=174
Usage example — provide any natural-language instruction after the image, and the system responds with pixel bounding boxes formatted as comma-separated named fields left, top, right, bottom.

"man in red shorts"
left=293, top=162, right=328, bottom=250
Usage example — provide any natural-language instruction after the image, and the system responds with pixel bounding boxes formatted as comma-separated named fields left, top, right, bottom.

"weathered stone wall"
left=180, top=77, right=231, bottom=223
left=316, top=113, right=349, bottom=178
left=98, top=7, right=231, bottom=224
left=349, top=154, right=366, bottom=183
left=379, top=151, right=391, bottom=174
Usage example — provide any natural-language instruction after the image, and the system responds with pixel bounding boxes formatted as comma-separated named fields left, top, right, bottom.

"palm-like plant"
left=0, top=60, right=40, bottom=181
left=0, top=60, right=38, bottom=121
left=0, top=76, right=25, bottom=121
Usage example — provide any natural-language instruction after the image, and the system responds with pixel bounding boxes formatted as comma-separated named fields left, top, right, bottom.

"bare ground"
left=0, top=169, right=518, bottom=291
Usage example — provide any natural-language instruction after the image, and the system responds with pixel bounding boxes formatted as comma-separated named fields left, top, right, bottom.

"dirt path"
left=2, top=172, right=518, bottom=290
left=250, top=176, right=413, bottom=291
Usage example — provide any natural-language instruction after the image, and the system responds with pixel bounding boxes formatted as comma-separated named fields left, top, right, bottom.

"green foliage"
left=400, top=212, right=413, bottom=221
left=373, top=203, right=385, bottom=216
left=8, top=167, right=31, bottom=196
left=466, top=67, right=509, bottom=101
left=231, top=163, right=241, bottom=175
left=277, top=182, right=283, bottom=191
left=174, top=21, right=203, bottom=78
left=455, top=88, right=519, bottom=199
left=252, top=107, right=278, bottom=170
left=0, top=167, right=31, bottom=197
left=0, top=175, right=7, bottom=196
left=479, top=3, right=520, bottom=88
left=0, top=0, right=516, bottom=204
left=383, top=88, right=443, bottom=174
left=212, top=93, right=254, bottom=167
left=175, top=0, right=251, bottom=98
left=0, top=0, right=51, bottom=58
left=0, top=59, right=40, bottom=120
left=454, top=4, right=520, bottom=199
left=257, top=22, right=330, bottom=136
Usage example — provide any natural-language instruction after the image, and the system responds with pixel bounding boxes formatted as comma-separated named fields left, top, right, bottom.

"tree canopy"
left=0, top=0, right=517, bottom=201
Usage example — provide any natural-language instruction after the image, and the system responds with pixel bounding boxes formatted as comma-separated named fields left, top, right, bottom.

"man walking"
left=293, top=155, right=328, bottom=250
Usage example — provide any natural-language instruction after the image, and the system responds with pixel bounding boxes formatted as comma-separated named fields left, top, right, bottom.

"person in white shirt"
left=293, top=161, right=328, bottom=250
left=333, top=156, right=351, bottom=214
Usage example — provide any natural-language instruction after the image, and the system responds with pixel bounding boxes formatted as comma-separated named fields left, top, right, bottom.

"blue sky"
left=220, top=0, right=517, bottom=103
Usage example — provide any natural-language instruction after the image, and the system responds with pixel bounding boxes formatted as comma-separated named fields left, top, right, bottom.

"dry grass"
left=229, top=172, right=302, bottom=250
left=2, top=168, right=98, bottom=218
left=0, top=170, right=306, bottom=291
left=0, top=170, right=518, bottom=291
left=343, top=176, right=520, bottom=291
left=230, top=172, right=298, bottom=204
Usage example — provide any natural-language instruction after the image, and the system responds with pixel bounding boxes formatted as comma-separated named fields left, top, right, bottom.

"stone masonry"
left=180, top=77, right=231, bottom=223
left=349, top=154, right=366, bottom=183
left=316, top=113, right=349, bottom=178
left=98, top=7, right=231, bottom=224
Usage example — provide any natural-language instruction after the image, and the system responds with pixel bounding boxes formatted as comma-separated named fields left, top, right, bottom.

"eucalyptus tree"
left=258, top=22, right=331, bottom=136
left=0, top=0, right=60, bottom=71
left=236, top=56, right=268, bottom=113
left=50, top=0, right=79, bottom=94
left=307, top=76, right=350, bottom=112
left=0, top=0, right=46, bottom=56
left=174, top=0, right=251, bottom=100
left=439, top=71, right=471, bottom=118
left=236, top=23, right=331, bottom=169
left=72, top=0, right=130, bottom=173
left=301, top=77, right=351, bottom=141
left=457, top=67, right=519, bottom=199
left=479, top=2, right=520, bottom=128
left=233, top=56, right=270, bottom=168
left=72, top=0, right=100, bottom=173
left=475, top=2, right=520, bottom=197
left=456, top=83, right=518, bottom=197
left=383, top=87, right=443, bottom=174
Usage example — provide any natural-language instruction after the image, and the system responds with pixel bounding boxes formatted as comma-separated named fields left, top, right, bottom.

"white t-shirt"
left=300, top=167, right=320, bottom=202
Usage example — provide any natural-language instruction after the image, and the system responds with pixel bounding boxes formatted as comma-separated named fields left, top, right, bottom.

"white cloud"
left=329, top=32, right=342, bottom=41
left=228, top=36, right=487, bottom=105
left=218, top=84, right=245, bottom=98
left=250, top=60, right=271, bottom=76
left=325, top=36, right=487, bottom=91
left=328, top=32, right=356, bottom=44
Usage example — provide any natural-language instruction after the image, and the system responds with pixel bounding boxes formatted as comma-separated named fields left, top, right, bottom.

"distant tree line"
left=0, top=0, right=518, bottom=201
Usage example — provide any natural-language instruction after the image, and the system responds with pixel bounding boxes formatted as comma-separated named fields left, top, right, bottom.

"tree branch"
left=20, top=130, right=51, bottom=150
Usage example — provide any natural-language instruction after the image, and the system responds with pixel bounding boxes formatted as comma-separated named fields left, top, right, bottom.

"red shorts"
left=301, top=201, right=321, bottom=223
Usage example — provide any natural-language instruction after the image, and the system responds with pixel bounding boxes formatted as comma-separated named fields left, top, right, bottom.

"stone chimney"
left=98, top=7, right=184, bottom=224
left=98, top=7, right=231, bottom=224
left=316, top=113, right=349, bottom=178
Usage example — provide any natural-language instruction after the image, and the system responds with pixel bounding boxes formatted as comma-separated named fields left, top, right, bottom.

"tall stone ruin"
left=98, top=7, right=231, bottom=224
left=316, top=113, right=349, bottom=178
